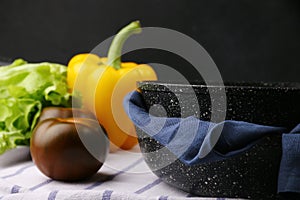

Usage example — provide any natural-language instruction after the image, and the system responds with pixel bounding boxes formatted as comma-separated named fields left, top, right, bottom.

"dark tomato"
left=30, top=111, right=109, bottom=181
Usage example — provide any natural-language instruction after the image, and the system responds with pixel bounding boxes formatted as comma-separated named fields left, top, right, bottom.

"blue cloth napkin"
left=124, top=91, right=300, bottom=195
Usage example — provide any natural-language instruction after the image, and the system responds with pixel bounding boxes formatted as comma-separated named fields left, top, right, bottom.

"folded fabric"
left=0, top=148, right=197, bottom=200
left=124, top=91, right=300, bottom=195
left=278, top=128, right=300, bottom=194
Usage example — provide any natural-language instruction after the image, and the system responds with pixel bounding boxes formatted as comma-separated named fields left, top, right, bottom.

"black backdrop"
left=0, top=0, right=299, bottom=82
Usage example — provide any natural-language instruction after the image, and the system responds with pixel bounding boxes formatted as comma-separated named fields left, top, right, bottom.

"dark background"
left=0, top=0, right=299, bottom=82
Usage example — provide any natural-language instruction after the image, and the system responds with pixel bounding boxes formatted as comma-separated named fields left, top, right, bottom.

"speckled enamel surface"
left=138, top=81, right=300, bottom=128
left=136, top=81, right=300, bottom=199
left=137, top=129, right=282, bottom=199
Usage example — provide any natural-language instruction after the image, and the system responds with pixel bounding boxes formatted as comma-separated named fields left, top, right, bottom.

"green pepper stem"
left=107, top=21, right=142, bottom=70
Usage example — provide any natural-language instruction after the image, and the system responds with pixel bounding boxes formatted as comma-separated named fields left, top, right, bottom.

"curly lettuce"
left=0, top=59, right=71, bottom=154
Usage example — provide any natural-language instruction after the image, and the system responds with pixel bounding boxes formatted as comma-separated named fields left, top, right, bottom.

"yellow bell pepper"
left=67, top=21, right=157, bottom=151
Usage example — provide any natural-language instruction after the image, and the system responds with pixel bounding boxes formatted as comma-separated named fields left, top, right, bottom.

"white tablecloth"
left=0, top=146, right=239, bottom=200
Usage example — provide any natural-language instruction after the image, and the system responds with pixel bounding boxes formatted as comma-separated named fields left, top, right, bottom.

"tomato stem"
left=107, top=21, right=142, bottom=70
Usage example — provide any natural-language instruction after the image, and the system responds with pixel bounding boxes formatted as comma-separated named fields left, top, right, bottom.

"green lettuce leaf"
left=0, top=59, right=71, bottom=154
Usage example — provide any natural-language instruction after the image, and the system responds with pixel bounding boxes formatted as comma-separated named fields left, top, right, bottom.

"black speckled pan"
left=136, top=81, right=300, bottom=199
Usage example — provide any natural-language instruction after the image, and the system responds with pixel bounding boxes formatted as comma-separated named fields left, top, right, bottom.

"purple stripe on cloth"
left=134, top=178, right=162, bottom=194
left=29, top=179, right=53, bottom=191
left=115, top=157, right=144, bottom=175
left=217, top=198, right=225, bottom=200
left=1, top=163, right=34, bottom=179
left=158, top=195, right=168, bottom=200
left=11, top=185, right=21, bottom=193
left=48, top=190, right=58, bottom=200
left=102, top=190, right=113, bottom=200
left=85, top=158, right=143, bottom=190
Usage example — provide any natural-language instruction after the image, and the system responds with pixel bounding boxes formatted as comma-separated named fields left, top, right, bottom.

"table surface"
left=0, top=145, right=242, bottom=200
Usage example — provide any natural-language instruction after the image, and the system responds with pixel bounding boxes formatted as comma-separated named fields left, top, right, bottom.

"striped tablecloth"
left=0, top=146, right=239, bottom=200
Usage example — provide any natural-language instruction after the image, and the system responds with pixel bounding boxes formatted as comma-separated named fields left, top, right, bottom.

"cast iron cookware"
left=136, top=81, right=300, bottom=199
